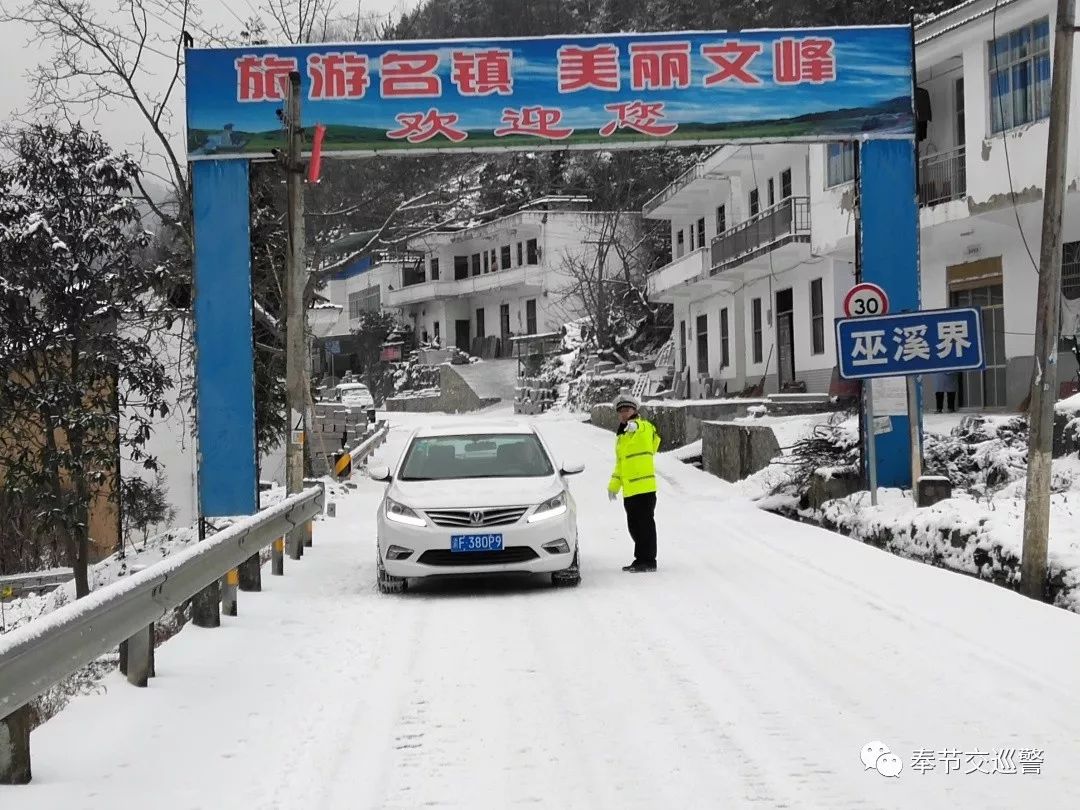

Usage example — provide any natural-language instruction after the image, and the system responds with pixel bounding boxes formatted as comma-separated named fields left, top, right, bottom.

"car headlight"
left=385, top=498, right=426, bottom=527
left=528, top=492, right=568, bottom=523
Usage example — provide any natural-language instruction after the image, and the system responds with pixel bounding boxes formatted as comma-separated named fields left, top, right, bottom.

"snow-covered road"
left=6, top=410, right=1080, bottom=809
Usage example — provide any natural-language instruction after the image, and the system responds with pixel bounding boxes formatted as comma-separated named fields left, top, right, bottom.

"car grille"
left=423, top=506, right=529, bottom=527
left=417, top=547, right=540, bottom=567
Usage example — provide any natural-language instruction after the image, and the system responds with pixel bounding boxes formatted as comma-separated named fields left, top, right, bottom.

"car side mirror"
left=368, top=464, right=392, bottom=482
left=561, top=461, right=585, bottom=476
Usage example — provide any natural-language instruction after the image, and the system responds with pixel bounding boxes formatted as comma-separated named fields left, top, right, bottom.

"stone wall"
left=384, top=365, right=500, bottom=413
left=590, top=400, right=769, bottom=451
left=701, top=421, right=782, bottom=482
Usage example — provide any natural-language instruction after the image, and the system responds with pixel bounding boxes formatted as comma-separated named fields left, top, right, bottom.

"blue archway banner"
left=185, top=26, right=914, bottom=159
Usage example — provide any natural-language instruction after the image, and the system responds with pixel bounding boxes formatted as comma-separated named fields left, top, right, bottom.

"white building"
left=385, top=201, right=622, bottom=355
left=646, top=0, right=1080, bottom=408
left=319, top=252, right=410, bottom=337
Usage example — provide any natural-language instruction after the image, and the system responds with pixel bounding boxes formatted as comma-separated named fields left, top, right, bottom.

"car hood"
left=389, top=477, right=562, bottom=509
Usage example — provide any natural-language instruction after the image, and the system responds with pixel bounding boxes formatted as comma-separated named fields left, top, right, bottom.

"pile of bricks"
left=309, top=403, right=369, bottom=471
left=515, top=377, right=558, bottom=415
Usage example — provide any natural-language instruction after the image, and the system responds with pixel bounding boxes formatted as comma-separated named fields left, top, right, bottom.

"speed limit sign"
left=843, top=283, right=890, bottom=318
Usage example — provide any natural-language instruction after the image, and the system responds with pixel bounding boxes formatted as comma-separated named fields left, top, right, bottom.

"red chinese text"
left=773, top=38, right=837, bottom=85
left=451, top=49, right=513, bottom=96
left=628, top=42, right=691, bottom=91
left=235, top=54, right=298, bottom=102
left=386, top=109, right=468, bottom=143
left=493, top=106, right=574, bottom=139
left=701, top=41, right=764, bottom=86
left=380, top=52, right=441, bottom=98
left=557, top=44, right=620, bottom=92
left=599, top=101, right=678, bottom=137
left=307, top=52, right=370, bottom=100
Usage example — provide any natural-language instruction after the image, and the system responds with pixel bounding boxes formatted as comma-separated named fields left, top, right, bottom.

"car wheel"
left=551, top=549, right=581, bottom=588
left=377, top=555, right=408, bottom=594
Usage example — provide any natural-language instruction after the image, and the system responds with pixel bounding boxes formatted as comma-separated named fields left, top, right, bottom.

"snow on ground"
left=4, top=408, right=1080, bottom=809
left=733, top=411, right=1080, bottom=612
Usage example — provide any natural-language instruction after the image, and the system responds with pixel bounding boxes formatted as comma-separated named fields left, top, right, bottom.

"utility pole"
left=1021, top=0, right=1076, bottom=599
left=284, top=70, right=307, bottom=561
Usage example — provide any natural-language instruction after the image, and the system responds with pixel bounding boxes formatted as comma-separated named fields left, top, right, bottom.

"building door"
left=950, top=284, right=1006, bottom=408
left=775, top=288, right=796, bottom=388
left=500, top=304, right=510, bottom=339
left=476, top=308, right=486, bottom=338
left=455, top=319, right=470, bottom=351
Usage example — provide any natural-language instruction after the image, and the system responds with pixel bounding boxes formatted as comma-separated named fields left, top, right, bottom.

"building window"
left=526, top=238, right=539, bottom=264
left=476, top=307, right=486, bottom=338
left=678, top=319, right=687, bottom=370
left=720, top=307, right=730, bottom=369
left=483, top=251, right=490, bottom=273
left=429, top=256, right=439, bottom=281
left=525, top=298, right=537, bottom=334
left=826, top=143, right=856, bottom=187
left=696, top=314, right=709, bottom=375
left=471, top=252, right=481, bottom=276
left=810, top=278, right=825, bottom=355
left=781, top=168, right=792, bottom=200
left=955, top=77, right=966, bottom=144
left=696, top=217, right=705, bottom=250
left=989, top=17, right=1051, bottom=134
left=500, top=245, right=511, bottom=269
left=348, top=287, right=379, bottom=319
left=1064, top=242, right=1080, bottom=299
left=433, top=321, right=440, bottom=341
left=749, top=188, right=760, bottom=217
left=751, top=297, right=763, bottom=364
left=517, top=242, right=523, bottom=266
left=767, top=178, right=776, bottom=208
left=454, top=255, right=469, bottom=280
left=716, top=204, right=727, bottom=234
left=676, top=229, right=685, bottom=258
left=491, top=248, right=498, bottom=272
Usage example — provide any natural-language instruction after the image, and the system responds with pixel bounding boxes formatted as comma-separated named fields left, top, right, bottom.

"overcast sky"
left=0, top=0, right=421, bottom=160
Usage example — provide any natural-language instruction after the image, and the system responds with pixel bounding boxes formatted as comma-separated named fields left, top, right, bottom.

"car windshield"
left=399, top=433, right=554, bottom=481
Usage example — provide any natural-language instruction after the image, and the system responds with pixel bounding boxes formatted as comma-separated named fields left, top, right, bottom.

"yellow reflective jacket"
left=608, top=418, right=661, bottom=497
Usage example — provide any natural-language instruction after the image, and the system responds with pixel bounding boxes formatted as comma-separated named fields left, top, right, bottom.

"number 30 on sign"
left=843, top=283, right=889, bottom=318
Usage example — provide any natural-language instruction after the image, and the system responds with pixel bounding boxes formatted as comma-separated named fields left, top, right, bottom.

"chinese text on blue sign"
left=184, top=27, right=915, bottom=158
left=836, top=308, right=985, bottom=380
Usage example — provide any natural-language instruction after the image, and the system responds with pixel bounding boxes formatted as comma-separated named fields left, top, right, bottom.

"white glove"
left=625, top=420, right=638, bottom=433
left=608, top=490, right=617, bottom=502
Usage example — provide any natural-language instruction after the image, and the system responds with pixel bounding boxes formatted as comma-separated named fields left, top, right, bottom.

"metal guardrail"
left=333, top=420, right=390, bottom=479
left=0, top=486, right=324, bottom=780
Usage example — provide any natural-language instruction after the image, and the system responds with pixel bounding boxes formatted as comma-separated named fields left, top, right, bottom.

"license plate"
left=450, top=534, right=504, bottom=552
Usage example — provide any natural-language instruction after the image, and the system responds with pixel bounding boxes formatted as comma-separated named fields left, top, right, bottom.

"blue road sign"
left=836, top=307, right=985, bottom=380
left=325, top=339, right=341, bottom=354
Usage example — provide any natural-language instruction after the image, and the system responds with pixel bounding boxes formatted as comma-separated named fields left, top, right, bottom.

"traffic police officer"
left=607, top=392, right=660, bottom=572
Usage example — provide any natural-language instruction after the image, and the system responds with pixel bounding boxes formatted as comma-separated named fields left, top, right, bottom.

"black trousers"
left=623, top=492, right=657, bottom=565
left=935, top=391, right=957, bottom=412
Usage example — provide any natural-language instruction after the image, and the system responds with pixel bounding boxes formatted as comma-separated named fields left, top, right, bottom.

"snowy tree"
left=552, top=210, right=668, bottom=356
left=0, top=124, right=173, bottom=596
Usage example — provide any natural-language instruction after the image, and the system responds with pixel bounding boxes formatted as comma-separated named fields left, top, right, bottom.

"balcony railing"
left=710, top=196, right=811, bottom=273
left=919, top=145, right=967, bottom=208
left=642, top=161, right=709, bottom=217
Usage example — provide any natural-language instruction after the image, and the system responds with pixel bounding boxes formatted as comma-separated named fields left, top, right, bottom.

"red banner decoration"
left=307, top=123, right=326, bottom=183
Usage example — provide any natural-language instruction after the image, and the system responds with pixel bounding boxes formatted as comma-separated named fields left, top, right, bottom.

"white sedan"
left=369, top=422, right=583, bottom=593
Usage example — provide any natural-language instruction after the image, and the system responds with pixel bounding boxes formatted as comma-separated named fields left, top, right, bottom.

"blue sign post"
left=837, top=307, right=985, bottom=501
left=836, top=308, right=985, bottom=380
